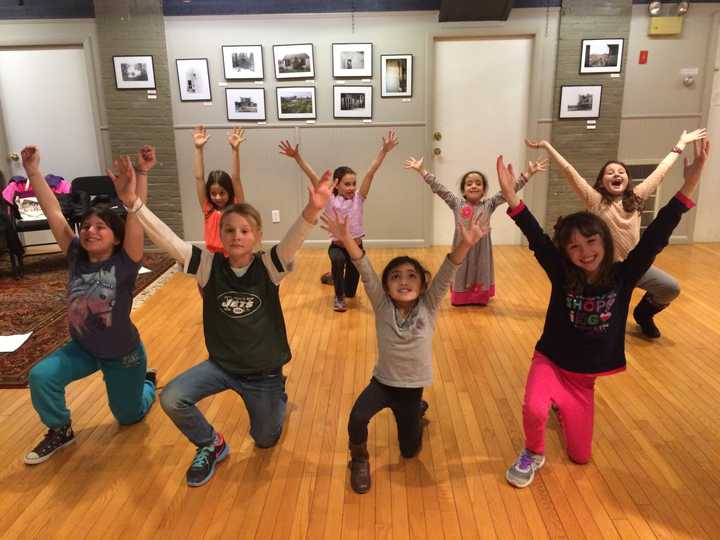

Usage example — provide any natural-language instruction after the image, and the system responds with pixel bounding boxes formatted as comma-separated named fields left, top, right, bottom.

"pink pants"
left=523, top=351, right=596, bottom=464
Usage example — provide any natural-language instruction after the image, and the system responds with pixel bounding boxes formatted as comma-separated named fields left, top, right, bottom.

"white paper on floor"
left=0, top=332, right=32, bottom=352
left=139, top=266, right=151, bottom=275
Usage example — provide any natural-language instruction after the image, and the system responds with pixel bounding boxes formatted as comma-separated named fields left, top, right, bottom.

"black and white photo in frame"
left=332, top=43, right=372, bottom=78
left=559, top=85, right=602, bottom=119
left=276, top=86, right=316, bottom=119
left=333, top=85, right=372, bottom=119
left=381, top=54, right=412, bottom=97
left=226, top=88, right=266, bottom=121
left=273, top=44, right=315, bottom=80
left=176, top=58, right=212, bottom=101
left=579, top=38, right=624, bottom=74
left=113, top=55, right=156, bottom=89
left=222, top=45, right=264, bottom=80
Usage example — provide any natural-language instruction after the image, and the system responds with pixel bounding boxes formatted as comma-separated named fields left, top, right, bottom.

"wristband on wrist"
left=125, top=198, right=144, bottom=213
left=671, top=146, right=683, bottom=154
left=134, top=167, right=149, bottom=174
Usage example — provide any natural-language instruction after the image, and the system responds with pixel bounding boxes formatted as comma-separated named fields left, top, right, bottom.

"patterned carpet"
left=0, top=250, right=174, bottom=388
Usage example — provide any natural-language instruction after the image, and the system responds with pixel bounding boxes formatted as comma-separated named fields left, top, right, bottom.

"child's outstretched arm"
left=359, top=129, right=398, bottom=199
left=193, top=125, right=210, bottom=208
left=634, top=129, right=707, bottom=200
left=497, top=155, right=564, bottom=281
left=109, top=165, right=192, bottom=267
left=116, top=145, right=155, bottom=263
left=228, top=127, right=246, bottom=203
left=278, top=140, right=322, bottom=188
left=525, top=138, right=600, bottom=208
left=486, top=158, right=549, bottom=211
left=20, top=146, right=75, bottom=254
left=404, top=155, right=460, bottom=209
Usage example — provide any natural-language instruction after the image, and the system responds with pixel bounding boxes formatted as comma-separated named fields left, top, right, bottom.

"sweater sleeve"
left=423, top=255, right=459, bottom=313
left=619, top=193, right=693, bottom=287
left=423, top=172, right=461, bottom=210
left=352, top=254, right=387, bottom=312
left=632, top=150, right=681, bottom=201
left=508, top=201, right=565, bottom=282
left=261, top=213, right=315, bottom=285
left=564, top=168, right=602, bottom=209
left=486, top=172, right=530, bottom=213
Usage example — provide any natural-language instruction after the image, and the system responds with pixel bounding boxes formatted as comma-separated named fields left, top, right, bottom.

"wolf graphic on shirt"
left=68, top=266, right=117, bottom=335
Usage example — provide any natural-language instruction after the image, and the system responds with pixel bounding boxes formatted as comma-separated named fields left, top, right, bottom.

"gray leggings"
left=636, top=265, right=680, bottom=305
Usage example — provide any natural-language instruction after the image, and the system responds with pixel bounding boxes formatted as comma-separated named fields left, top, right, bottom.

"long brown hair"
left=553, top=211, right=616, bottom=293
left=593, top=160, right=642, bottom=214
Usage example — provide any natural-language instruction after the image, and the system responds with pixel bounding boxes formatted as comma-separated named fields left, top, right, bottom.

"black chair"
left=70, top=176, right=127, bottom=224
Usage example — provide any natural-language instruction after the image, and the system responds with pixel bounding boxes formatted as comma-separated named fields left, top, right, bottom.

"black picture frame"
left=559, top=85, right=602, bottom=119
left=226, top=88, right=267, bottom=121
left=332, top=42, right=373, bottom=78
left=112, top=55, right=156, bottom=90
left=579, top=38, right=624, bottom=75
left=333, top=85, right=372, bottom=119
left=380, top=54, right=413, bottom=98
left=273, top=43, right=315, bottom=80
left=221, top=45, right=264, bottom=80
left=276, top=86, right=317, bottom=120
left=176, top=58, right=212, bottom=102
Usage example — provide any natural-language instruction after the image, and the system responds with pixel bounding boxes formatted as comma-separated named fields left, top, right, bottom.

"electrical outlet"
left=271, top=210, right=280, bottom=223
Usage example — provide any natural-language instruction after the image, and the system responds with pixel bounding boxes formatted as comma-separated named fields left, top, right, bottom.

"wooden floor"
left=2, top=243, right=720, bottom=539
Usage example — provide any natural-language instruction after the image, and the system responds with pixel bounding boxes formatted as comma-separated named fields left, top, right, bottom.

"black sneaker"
left=186, top=436, right=230, bottom=487
left=145, top=368, right=158, bottom=387
left=420, top=400, right=429, bottom=417
left=320, top=272, right=333, bottom=285
left=24, top=424, right=75, bottom=465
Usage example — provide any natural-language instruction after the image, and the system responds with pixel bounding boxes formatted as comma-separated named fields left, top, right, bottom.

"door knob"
left=433, top=131, right=442, bottom=141
left=433, top=147, right=442, bottom=156
left=8, top=152, right=19, bottom=161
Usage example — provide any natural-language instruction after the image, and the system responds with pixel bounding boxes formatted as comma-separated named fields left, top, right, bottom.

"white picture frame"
left=579, top=38, right=624, bottom=74
left=559, top=85, right=602, bottom=119
left=381, top=54, right=412, bottom=97
left=332, top=43, right=372, bottom=78
left=273, top=43, right=315, bottom=80
left=176, top=58, right=212, bottom=102
left=113, top=55, right=156, bottom=90
left=333, top=85, right=372, bottom=119
left=226, top=88, right=266, bottom=121
left=222, top=45, right=264, bottom=80
left=276, top=86, right=316, bottom=119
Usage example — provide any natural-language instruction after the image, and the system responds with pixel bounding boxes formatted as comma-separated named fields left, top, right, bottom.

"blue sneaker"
left=186, top=435, right=230, bottom=487
left=506, top=449, right=545, bottom=488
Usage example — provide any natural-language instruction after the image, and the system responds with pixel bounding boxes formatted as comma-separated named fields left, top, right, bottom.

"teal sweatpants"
left=28, top=340, right=155, bottom=428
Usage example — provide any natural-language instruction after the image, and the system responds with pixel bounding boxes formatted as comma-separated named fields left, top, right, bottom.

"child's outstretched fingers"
left=228, top=127, right=246, bottom=148
left=21, top=145, right=40, bottom=170
left=525, top=138, right=544, bottom=149
left=193, top=125, right=210, bottom=148
left=308, top=170, right=333, bottom=210
left=404, top=156, right=424, bottom=171
left=382, top=129, right=399, bottom=153
left=278, top=140, right=299, bottom=157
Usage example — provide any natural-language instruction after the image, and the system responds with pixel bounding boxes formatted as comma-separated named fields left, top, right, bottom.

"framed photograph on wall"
left=579, top=38, right=624, bottom=74
left=332, top=43, right=372, bottom=78
left=276, top=86, right=316, bottom=119
left=333, top=85, right=372, bottom=119
left=222, top=45, right=264, bottom=80
left=226, top=88, right=266, bottom=121
left=381, top=54, right=412, bottom=97
left=273, top=44, right=315, bottom=80
left=559, top=85, right=602, bottom=119
left=113, top=55, right=156, bottom=90
left=176, top=58, right=212, bottom=101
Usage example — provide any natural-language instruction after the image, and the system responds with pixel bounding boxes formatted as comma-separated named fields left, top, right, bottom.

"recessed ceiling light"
left=648, top=1, right=662, bottom=16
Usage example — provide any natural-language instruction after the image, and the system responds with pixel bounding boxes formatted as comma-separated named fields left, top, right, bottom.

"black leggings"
left=348, top=377, right=424, bottom=458
left=328, top=241, right=362, bottom=299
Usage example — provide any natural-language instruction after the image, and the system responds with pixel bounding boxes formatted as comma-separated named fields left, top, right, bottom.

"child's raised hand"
left=308, top=169, right=332, bottom=211
left=193, top=125, right=210, bottom=148
left=458, top=213, right=489, bottom=247
left=107, top=155, right=137, bottom=207
left=137, top=145, right=157, bottom=171
left=683, top=139, right=710, bottom=186
left=525, top=138, right=548, bottom=150
left=278, top=140, right=299, bottom=158
left=527, top=158, right=549, bottom=176
left=20, top=145, right=40, bottom=173
left=496, top=155, right=520, bottom=209
left=381, top=129, right=399, bottom=153
left=403, top=156, right=424, bottom=172
left=228, top=127, right=246, bottom=149
left=679, top=128, right=708, bottom=146
left=320, top=209, right=350, bottom=241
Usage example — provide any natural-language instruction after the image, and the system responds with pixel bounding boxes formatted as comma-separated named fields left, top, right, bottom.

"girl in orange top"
left=193, top=125, right=246, bottom=254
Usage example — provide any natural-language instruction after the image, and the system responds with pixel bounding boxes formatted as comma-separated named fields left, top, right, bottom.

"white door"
left=0, top=47, right=101, bottom=248
left=432, top=37, right=532, bottom=245
left=694, top=21, right=720, bottom=242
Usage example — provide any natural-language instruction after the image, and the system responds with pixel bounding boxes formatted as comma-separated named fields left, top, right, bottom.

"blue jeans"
left=29, top=340, right=156, bottom=428
left=159, top=360, right=287, bottom=448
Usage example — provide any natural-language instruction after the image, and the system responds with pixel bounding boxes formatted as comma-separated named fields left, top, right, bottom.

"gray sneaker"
left=506, top=449, right=545, bottom=488
left=333, top=297, right=347, bottom=312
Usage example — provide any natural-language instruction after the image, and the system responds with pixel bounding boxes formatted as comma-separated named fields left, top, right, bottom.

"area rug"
left=0, top=251, right=174, bottom=388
